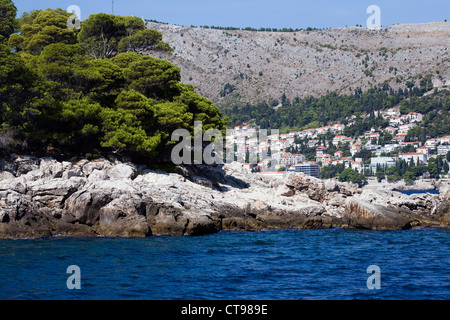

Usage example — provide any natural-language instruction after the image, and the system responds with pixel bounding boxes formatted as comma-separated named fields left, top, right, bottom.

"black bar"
left=0, top=300, right=447, bottom=318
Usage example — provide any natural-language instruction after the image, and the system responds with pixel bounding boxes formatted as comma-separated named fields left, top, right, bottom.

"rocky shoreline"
left=0, top=154, right=449, bottom=239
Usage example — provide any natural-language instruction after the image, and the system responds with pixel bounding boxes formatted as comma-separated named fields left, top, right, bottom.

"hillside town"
left=226, top=107, right=450, bottom=180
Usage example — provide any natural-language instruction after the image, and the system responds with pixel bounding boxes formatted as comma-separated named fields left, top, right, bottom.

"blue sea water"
left=397, top=190, right=440, bottom=195
left=0, top=228, right=449, bottom=300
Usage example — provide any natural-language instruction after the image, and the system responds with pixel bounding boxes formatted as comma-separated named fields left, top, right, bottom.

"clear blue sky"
left=13, top=0, right=450, bottom=29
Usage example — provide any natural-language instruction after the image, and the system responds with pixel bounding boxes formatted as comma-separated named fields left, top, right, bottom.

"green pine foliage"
left=404, top=90, right=450, bottom=144
left=0, top=0, right=17, bottom=43
left=224, top=86, right=406, bottom=129
left=337, top=168, right=367, bottom=187
left=0, top=4, right=226, bottom=163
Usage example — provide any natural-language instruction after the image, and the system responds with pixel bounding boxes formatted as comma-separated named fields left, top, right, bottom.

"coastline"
left=0, top=154, right=449, bottom=239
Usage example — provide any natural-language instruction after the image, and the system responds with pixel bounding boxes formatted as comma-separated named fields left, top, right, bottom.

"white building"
left=368, top=156, right=397, bottom=173
left=408, top=112, right=423, bottom=123
left=332, top=124, right=345, bottom=133
left=439, top=136, right=450, bottom=145
left=389, top=116, right=403, bottom=127
left=371, top=156, right=397, bottom=168
left=332, top=135, right=348, bottom=146
left=400, top=152, right=428, bottom=165
left=289, top=162, right=321, bottom=178
left=417, top=146, right=431, bottom=156
left=398, top=123, right=416, bottom=134
left=384, top=126, right=397, bottom=135
left=437, top=145, right=450, bottom=156
left=425, top=139, right=438, bottom=147
left=384, top=107, right=401, bottom=118
left=351, top=161, right=364, bottom=173
left=308, top=139, right=318, bottom=148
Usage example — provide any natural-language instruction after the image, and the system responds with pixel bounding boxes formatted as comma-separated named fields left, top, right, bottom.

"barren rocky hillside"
left=145, top=21, right=450, bottom=108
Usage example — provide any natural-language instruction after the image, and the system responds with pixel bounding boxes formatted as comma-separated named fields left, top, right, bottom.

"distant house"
left=393, top=134, right=407, bottom=142
left=365, top=144, right=381, bottom=152
left=398, top=124, right=409, bottom=134
left=370, top=156, right=396, bottom=168
left=437, top=145, right=450, bottom=156
left=384, top=107, right=400, bottom=118
left=334, top=151, right=343, bottom=159
left=332, top=124, right=345, bottom=133
left=439, top=136, right=450, bottom=145
left=316, top=145, right=328, bottom=157
left=408, top=112, right=423, bottom=123
left=350, top=143, right=361, bottom=156
left=303, top=129, right=315, bottom=138
left=401, top=141, right=420, bottom=148
left=384, top=144, right=400, bottom=153
left=331, top=135, right=351, bottom=146
left=417, top=146, right=430, bottom=156
left=321, top=153, right=332, bottom=162
left=351, top=147, right=361, bottom=156
left=342, top=137, right=353, bottom=144
left=351, top=161, right=364, bottom=173
left=385, top=126, right=397, bottom=135
left=292, top=154, right=306, bottom=165
left=308, top=139, right=318, bottom=148
left=389, top=116, right=403, bottom=127
left=316, top=126, right=331, bottom=134
left=276, top=139, right=287, bottom=149
left=425, top=139, right=438, bottom=147
left=400, top=152, right=428, bottom=165
left=332, top=135, right=347, bottom=146
left=368, top=132, right=380, bottom=141
left=268, top=133, right=279, bottom=141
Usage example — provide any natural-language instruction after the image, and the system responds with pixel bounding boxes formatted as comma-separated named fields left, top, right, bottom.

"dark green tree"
left=118, top=29, right=172, bottom=53
left=78, top=13, right=127, bottom=59
left=0, top=44, right=40, bottom=129
left=123, top=55, right=181, bottom=100
left=427, top=159, right=439, bottom=179
left=0, top=0, right=17, bottom=43
left=338, top=168, right=367, bottom=187
left=12, top=8, right=76, bottom=54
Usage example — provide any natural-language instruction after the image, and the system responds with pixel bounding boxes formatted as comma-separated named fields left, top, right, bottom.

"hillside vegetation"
left=223, top=78, right=450, bottom=138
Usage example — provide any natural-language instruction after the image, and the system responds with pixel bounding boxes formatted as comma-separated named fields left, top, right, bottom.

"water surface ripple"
left=0, top=228, right=449, bottom=300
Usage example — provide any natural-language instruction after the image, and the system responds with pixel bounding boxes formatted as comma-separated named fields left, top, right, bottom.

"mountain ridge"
left=144, top=21, right=450, bottom=108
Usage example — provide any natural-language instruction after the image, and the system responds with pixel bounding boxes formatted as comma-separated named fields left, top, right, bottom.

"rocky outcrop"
left=436, top=188, right=450, bottom=228
left=0, top=155, right=448, bottom=238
